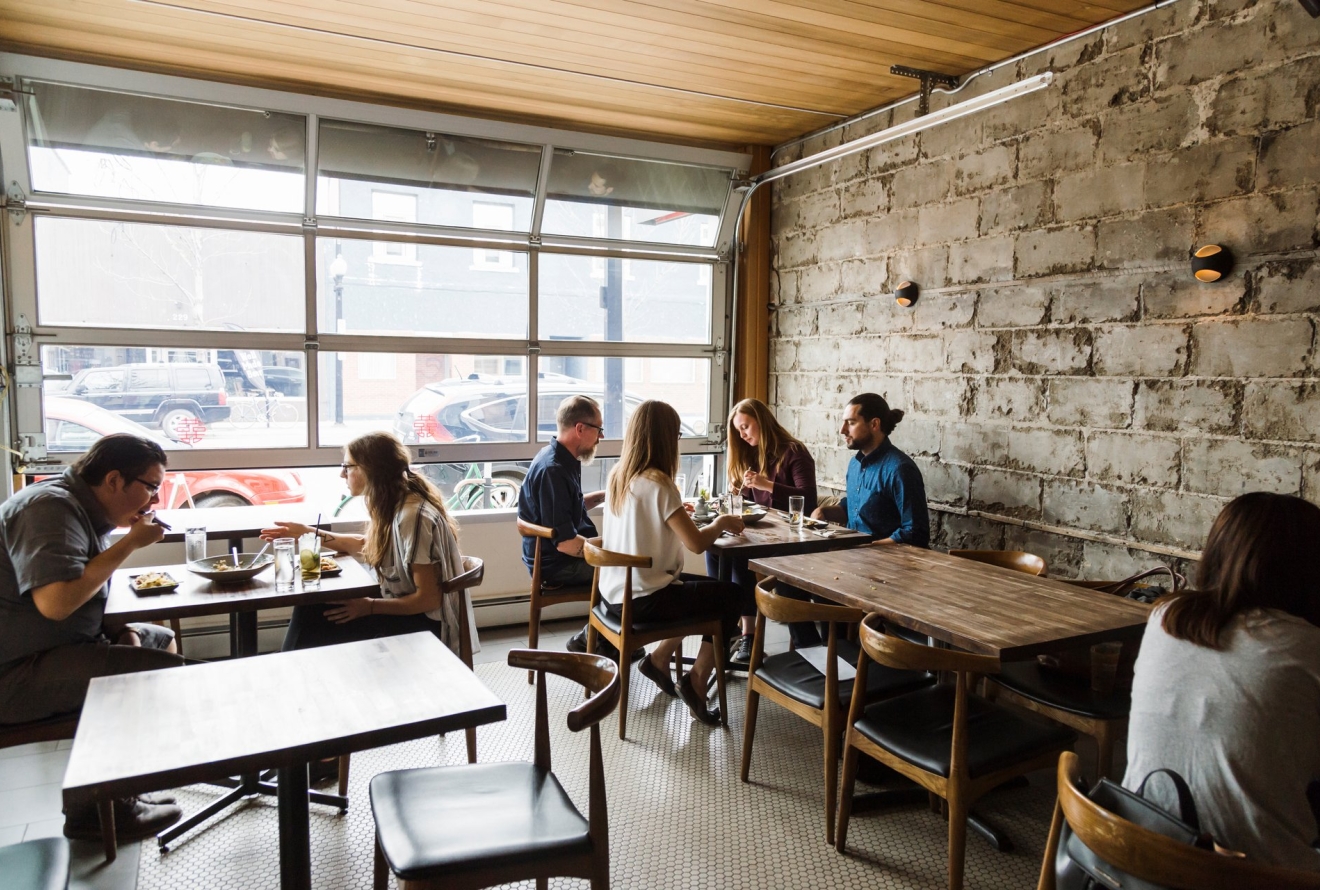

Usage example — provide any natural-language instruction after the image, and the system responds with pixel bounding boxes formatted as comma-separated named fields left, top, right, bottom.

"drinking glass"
left=274, top=537, right=296, bottom=592
left=788, top=495, right=805, bottom=530
left=729, top=493, right=743, bottom=516
left=674, top=473, right=687, bottom=497
left=184, top=527, right=207, bottom=563
left=298, top=532, right=321, bottom=590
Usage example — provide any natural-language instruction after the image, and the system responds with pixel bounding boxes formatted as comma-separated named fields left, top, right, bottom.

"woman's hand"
left=324, top=598, right=374, bottom=623
left=743, top=470, right=773, bottom=493
left=713, top=514, right=745, bottom=536
left=260, top=521, right=312, bottom=542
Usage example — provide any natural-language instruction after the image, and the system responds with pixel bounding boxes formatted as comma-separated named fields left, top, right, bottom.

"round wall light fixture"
left=894, top=280, right=919, bottom=307
left=1191, top=245, right=1234, bottom=283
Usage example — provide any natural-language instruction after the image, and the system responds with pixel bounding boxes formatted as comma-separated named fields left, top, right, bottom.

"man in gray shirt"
left=0, top=434, right=185, bottom=840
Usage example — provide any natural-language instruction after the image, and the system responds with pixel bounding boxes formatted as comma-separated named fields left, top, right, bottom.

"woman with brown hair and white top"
left=708, top=397, right=818, bottom=664
left=1124, top=491, right=1320, bottom=870
left=262, top=431, right=476, bottom=655
left=600, top=400, right=744, bottom=725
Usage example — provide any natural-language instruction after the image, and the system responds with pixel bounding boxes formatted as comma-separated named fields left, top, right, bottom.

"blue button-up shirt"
left=839, top=439, right=930, bottom=547
left=517, top=438, right=597, bottom=577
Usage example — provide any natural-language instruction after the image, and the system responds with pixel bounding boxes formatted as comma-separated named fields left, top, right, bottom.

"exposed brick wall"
left=769, top=0, right=1320, bottom=579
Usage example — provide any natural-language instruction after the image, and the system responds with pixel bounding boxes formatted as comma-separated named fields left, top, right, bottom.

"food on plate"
left=133, top=571, right=177, bottom=589
left=210, top=560, right=240, bottom=571
left=320, top=556, right=339, bottom=572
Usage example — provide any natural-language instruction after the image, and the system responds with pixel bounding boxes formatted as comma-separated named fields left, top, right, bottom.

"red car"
left=41, top=397, right=304, bottom=508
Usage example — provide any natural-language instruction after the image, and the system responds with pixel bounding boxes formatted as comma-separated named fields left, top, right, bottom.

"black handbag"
left=1055, top=768, right=1212, bottom=890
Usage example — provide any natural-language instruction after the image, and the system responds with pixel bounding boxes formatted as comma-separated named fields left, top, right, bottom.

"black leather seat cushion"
left=994, top=661, right=1131, bottom=720
left=855, top=685, right=1077, bottom=780
left=592, top=602, right=711, bottom=638
left=0, top=837, right=70, bottom=890
left=371, top=762, right=589, bottom=881
left=756, top=639, right=933, bottom=710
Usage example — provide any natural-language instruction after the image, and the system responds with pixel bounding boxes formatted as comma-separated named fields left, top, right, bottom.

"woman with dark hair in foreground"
left=1124, top=491, right=1320, bottom=870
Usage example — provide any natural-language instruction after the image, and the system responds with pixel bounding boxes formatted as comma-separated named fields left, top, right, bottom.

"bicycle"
left=229, top=388, right=299, bottom=429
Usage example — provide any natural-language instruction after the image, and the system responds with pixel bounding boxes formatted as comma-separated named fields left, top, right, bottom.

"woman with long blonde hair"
left=712, top=398, right=818, bottom=664
left=262, top=431, right=474, bottom=654
left=600, top=400, right=744, bottom=725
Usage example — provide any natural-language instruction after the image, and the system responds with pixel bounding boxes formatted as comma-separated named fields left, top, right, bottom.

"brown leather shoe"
left=638, top=654, right=678, bottom=697
left=64, top=797, right=183, bottom=842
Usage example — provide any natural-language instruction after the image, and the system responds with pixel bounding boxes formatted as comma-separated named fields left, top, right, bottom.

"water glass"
left=674, top=474, right=687, bottom=497
left=788, top=495, right=805, bottom=530
left=298, top=532, right=321, bottom=590
left=729, top=493, right=743, bottom=516
left=274, top=537, right=296, bottom=592
left=184, top=527, right=207, bottom=563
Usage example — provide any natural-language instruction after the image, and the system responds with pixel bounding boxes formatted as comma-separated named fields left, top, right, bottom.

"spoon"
left=252, top=540, right=273, bottom=565
left=231, top=545, right=240, bottom=568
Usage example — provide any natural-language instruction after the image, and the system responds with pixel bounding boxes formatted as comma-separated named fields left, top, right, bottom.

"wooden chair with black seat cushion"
left=337, top=556, right=484, bottom=796
left=584, top=539, right=728, bottom=740
left=370, top=649, right=620, bottom=890
left=836, top=613, right=1077, bottom=890
left=741, top=580, right=935, bottom=844
left=519, top=519, right=595, bottom=684
left=0, top=837, right=71, bottom=890
left=949, top=549, right=1047, bottom=576
left=984, top=568, right=1179, bottom=780
left=1039, top=751, right=1320, bottom=890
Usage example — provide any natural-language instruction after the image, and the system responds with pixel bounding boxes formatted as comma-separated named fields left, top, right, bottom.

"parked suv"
left=65, top=362, right=230, bottom=441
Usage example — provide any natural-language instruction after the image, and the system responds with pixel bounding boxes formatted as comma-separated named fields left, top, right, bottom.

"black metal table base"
left=157, top=768, right=347, bottom=850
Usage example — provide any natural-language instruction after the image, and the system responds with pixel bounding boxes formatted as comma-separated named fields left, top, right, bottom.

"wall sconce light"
left=894, top=280, right=919, bottom=307
left=1191, top=245, right=1234, bottom=283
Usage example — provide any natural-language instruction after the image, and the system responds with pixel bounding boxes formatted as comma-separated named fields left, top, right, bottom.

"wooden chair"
left=949, top=549, right=1047, bottom=576
left=741, top=580, right=934, bottom=843
left=983, top=568, right=1179, bottom=780
left=370, top=649, right=620, bottom=890
left=583, top=539, right=729, bottom=739
left=835, top=614, right=1077, bottom=890
left=337, top=556, right=484, bottom=796
left=519, top=519, right=594, bottom=684
left=1039, top=751, right=1320, bottom=890
left=0, top=836, right=71, bottom=890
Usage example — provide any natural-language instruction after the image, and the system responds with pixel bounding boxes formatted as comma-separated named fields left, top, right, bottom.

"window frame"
left=0, top=52, right=748, bottom=482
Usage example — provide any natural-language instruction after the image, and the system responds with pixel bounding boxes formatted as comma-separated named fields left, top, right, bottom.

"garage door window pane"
left=43, top=345, right=307, bottom=450
left=538, top=254, right=711, bottom=344
left=26, top=82, right=304, bottom=213
left=34, top=217, right=305, bottom=333
left=318, top=352, right=528, bottom=447
left=536, top=356, right=709, bottom=439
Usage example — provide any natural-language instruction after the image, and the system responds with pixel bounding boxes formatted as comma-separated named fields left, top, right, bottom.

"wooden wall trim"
left=733, top=145, right=771, bottom=406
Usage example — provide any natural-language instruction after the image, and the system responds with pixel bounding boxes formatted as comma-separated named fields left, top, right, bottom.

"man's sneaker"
left=728, top=634, right=754, bottom=666
left=64, top=796, right=183, bottom=842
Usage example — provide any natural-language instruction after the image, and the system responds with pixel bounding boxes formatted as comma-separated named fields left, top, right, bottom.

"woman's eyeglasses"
left=339, top=462, right=358, bottom=471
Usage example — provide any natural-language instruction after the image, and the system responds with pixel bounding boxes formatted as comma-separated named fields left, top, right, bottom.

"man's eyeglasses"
left=130, top=476, right=162, bottom=496
left=580, top=422, right=605, bottom=435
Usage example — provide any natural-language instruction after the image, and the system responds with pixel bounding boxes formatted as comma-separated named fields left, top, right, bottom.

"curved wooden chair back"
left=516, top=518, right=555, bottom=540
left=442, top=555, right=484, bottom=593
left=1040, top=752, right=1320, bottom=890
left=753, top=578, right=865, bottom=626
left=950, top=549, right=1047, bottom=577
left=858, top=612, right=1000, bottom=676
left=583, top=540, right=653, bottom=571
left=507, top=649, right=621, bottom=732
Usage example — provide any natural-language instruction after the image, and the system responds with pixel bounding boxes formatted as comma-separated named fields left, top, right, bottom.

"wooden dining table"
left=63, top=632, right=506, bottom=890
left=104, top=556, right=381, bottom=847
left=709, top=510, right=873, bottom=584
left=749, top=544, right=1152, bottom=661
left=749, top=544, right=1152, bottom=851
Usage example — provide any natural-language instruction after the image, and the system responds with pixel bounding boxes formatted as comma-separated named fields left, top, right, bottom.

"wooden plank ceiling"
left=0, top=0, right=1149, bottom=148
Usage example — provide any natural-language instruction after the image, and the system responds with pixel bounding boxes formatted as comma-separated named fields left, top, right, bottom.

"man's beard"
left=578, top=443, right=598, bottom=464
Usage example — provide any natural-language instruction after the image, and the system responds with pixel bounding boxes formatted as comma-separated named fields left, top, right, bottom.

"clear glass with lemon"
left=298, top=532, right=322, bottom=590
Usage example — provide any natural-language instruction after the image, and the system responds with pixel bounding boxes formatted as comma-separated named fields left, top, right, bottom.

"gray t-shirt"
left=1124, top=605, right=1320, bottom=871
left=0, top=469, right=114, bottom=666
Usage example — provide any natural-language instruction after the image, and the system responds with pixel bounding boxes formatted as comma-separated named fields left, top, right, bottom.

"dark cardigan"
left=740, top=441, right=818, bottom=515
